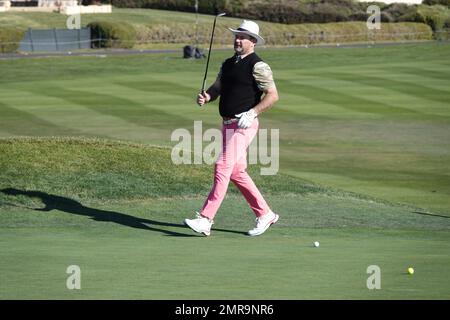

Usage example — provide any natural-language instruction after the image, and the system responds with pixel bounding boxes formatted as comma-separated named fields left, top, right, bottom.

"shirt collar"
left=235, top=51, right=254, bottom=62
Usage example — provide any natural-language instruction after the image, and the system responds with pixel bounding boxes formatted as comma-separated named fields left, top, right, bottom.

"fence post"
left=78, top=28, right=81, bottom=49
left=29, top=28, right=34, bottom=52
left=54, top=28, right=59, bottom=51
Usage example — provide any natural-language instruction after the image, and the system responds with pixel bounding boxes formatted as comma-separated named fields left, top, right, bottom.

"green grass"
left=0, top=43, right=449, bottom=299
left=1, top=138, right=449, bottom=299
left=0, top=137, right=323, bottom=203
left=1, top=222, right=449, bottom=299
left=0, top=42, right=449, bottom=214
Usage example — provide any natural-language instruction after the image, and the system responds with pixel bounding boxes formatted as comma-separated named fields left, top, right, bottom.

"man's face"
left=234, top=33, right=256, bottom=55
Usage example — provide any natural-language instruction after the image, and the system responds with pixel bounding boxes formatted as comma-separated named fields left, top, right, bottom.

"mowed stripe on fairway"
left=1, top=78, right=202, bottom=144
left=320, top=71, right=450, bottom=107
left=278, top=64, right=450, bottom=119
left=0, top=101, right=83, bottom=137
left=277, top=79, right=424, bottom=116
left=379, top=64, right=450, bottom=83
left=0, top=85, right=170, bottom=143
left=1, top=73, right=222, bottom=141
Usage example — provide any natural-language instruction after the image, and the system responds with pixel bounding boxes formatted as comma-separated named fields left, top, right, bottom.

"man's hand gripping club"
left=197, top=91, right=211, bottom=107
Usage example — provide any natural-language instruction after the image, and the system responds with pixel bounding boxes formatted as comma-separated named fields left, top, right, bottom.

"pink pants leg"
left=200, top=118, right=270, bottom=220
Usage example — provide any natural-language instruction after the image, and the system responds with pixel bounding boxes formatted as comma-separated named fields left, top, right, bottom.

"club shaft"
left=202, top=15, right=221, bottom=93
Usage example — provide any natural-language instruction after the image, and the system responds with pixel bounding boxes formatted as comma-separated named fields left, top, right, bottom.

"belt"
left=223, top=117, right=238, bottom=125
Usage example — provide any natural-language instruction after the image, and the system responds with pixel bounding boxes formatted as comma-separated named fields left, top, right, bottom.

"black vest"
left=219, top=53, right=263, bottom=117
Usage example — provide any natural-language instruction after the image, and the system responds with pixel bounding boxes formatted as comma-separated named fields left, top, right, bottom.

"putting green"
left=1, top=197, right=449, bottom=299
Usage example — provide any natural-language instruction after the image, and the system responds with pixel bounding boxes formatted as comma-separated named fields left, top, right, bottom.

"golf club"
left=201, top=12, right=226, bottom=97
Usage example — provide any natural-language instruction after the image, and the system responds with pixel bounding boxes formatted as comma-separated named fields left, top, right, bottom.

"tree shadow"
left=1, top=188, right=245, bottom=237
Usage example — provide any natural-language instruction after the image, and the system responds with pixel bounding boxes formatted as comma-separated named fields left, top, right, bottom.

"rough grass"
left=0, top=137, right=327, bottom=206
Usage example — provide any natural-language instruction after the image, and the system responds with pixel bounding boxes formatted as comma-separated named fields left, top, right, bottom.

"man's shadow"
left=1, top=188, right=246, bottom=237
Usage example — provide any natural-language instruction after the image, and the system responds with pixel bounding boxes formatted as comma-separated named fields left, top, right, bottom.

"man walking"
left=184, top=20, right=279, bottom=236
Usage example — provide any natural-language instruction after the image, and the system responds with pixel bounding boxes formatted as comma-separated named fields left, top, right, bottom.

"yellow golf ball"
left=407, top=267, right=414, bottom=275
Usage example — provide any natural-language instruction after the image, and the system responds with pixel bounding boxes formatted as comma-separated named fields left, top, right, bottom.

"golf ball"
left=314, top=241, right=320, bottom=247
left=407, top=267, right=414, bottom=275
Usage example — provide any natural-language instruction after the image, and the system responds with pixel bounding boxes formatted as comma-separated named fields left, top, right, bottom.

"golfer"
left=185, top=20, right=279, bottom=236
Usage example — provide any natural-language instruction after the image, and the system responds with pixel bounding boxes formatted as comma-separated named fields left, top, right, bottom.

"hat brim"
left=228, top=28, right=265, bottom=46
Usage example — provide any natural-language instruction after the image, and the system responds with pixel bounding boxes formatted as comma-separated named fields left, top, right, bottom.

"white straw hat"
left=228, top=20, right=265, bottom=45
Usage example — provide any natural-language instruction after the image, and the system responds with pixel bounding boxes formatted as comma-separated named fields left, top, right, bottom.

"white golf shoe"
left=248, top=210, right=279, bottom=236
left=184, top=212, right=213, bottom=236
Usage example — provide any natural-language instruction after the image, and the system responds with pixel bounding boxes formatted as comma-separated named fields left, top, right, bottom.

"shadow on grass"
left=1, top=188, right=247, bottom=236
left=413, top=211, right=449, bottom=219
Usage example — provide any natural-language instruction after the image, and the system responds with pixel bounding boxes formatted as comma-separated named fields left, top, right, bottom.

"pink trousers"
left=200, top=118, right=270, bottom=220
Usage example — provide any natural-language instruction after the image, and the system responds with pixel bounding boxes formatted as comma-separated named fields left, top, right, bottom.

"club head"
left=216, top=13, right=226, bottom=17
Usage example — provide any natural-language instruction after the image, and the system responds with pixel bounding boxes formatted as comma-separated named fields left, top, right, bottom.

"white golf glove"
left=235, top=109, right=257, bottom=129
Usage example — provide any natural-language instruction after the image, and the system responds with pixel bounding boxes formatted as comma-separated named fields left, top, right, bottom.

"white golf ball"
left=314, top=241, right=320, bottom=247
